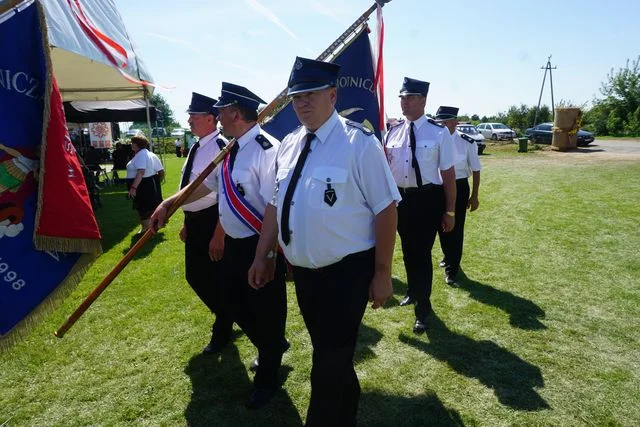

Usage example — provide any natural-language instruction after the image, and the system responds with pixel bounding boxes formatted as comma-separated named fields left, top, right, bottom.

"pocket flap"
left=311, top=167, right=348, bottom=184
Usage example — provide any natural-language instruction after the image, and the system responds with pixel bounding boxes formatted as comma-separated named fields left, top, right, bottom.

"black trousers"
left=397, top=185, right=444, bottom=320
left=184, top=205, right=233, bottom=342
left=438, top=178, right=470, bottom=278
left=293, top=248, right=375, bottom=427
left=222, top=234, right=287, bottom=389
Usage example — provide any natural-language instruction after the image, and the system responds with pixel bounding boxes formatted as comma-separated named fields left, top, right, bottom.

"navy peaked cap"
left=213, top=82, right=266, bottom=111
left=287, top=56, right=341, bottom=96
left=435, top=106, right=459, bottom=120
left=399, top=77, right=429, bottom=97
left=186, top=92, right=218, bottom=115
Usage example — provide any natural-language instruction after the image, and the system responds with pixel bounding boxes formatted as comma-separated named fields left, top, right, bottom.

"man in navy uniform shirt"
left=435, top=106, right=482, bottom=286
left=249, top=57, right=400, bottom=426
left=384, top=78, right=457, bottom=333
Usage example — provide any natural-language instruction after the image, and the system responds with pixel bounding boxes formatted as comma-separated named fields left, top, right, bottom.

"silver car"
left=456, top=123, right=486, bottom=155
left=476, top=122, right=516, bottom=141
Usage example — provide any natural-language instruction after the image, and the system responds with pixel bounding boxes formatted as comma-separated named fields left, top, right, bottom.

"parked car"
left=171, top=128, right=185, bottom=137
left=456, top=122, right=486, bottom=155
left=525, top=122, right=595, bottom=146
left=151, top=127, right=167, bottom=137
left=476, top=122, right=516, bottom=141
left=125, top=128, right=143, bottom=137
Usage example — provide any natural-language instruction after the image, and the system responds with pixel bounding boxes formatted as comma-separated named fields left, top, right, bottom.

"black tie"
left=228, top=141, right=239, bottom=170
left=281, top=133, right=314, bottom=245
left=180, top=140, right=200, bottom=189
left=409, top=122, right=423, bottom=187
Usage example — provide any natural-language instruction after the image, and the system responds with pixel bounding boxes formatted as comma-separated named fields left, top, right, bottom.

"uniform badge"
left=294, top=58, right=303, bottom=70
left=324, top=178, right=336, bottom=207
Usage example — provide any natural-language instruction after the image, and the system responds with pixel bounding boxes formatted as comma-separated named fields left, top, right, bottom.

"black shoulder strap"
left=255, top=134, right=273, bottom=150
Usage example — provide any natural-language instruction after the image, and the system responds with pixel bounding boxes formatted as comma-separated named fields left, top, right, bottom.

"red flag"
left=35, top=77, right=101, bottom=252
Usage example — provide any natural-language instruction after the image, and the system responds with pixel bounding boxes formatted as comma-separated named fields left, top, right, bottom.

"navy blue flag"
left=0, top=1, right=99, bottom=350
left=263, top=29, right=381, bottom=140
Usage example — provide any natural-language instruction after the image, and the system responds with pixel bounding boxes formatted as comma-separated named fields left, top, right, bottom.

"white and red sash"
left=221, top=153, right=263, bottom=234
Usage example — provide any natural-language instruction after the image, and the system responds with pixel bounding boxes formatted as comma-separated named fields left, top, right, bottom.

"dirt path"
left=487, top=139, right=640, bottom=165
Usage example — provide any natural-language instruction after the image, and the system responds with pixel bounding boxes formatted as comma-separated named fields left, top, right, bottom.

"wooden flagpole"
left=54, top=0, right=392, bottom=338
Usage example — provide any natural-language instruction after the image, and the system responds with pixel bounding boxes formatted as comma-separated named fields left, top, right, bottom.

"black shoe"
left=203, top=338, right=228, bottom=354
left=249, top=339, right=291, bottom=372
left=399, top=295, right=415, bottom=307
left=444, top=273, right=460, bottom=288
left=245, top=387, right=276, bottom=410
left=438, top=260, right=447, bottom=268
left=413, top=319, right=427, bottom=334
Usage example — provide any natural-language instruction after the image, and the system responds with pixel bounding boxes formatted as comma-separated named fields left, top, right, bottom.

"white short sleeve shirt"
left=451, top=130, right=482, bottom=179
left=217, top=124, right=279, bottom=239
left=273, top=111, right=401, bottom=269
left=384, top=115, right=455, bottom=187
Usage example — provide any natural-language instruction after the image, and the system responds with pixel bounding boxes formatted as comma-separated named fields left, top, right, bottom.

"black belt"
left=302, top=247, right=375, bottom=273
left=397, top=184, right=440, bottom=195
left=183, top=204, right=217, bottom=219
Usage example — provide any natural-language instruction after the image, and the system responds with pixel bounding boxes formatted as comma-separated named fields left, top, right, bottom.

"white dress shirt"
left=126, top=148, right=155, bottom=179
left=181, top=129, right=227, bottom=213
left=215, top=124, right=279, bottom=239
left=272, top=110, right=401, bottom=269
left=451, top=130, right=482, bottom=179
left=149, top=151, right=164, bottom=174
left=384, top=115, right=455, bottom=187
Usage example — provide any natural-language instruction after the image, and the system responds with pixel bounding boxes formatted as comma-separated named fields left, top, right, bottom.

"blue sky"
left=114, top=0, right=640, bottom=127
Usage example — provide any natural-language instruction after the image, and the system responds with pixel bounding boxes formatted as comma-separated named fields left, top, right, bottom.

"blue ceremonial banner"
left=263, top=28, right=381, bottom=141
left=0, top=1, right=99, bottom=350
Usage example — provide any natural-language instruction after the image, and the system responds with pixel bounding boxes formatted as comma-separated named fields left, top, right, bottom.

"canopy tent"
left=1, top=0, right=155, bottom=101
left=63, top=100, right=158, bottom=123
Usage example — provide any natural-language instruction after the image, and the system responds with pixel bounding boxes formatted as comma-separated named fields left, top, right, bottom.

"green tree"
left=585, top=56, right=640, bottom=136
left=132, top=93, right=180, bottom=130
left=471, top=114, right=480, bottom=121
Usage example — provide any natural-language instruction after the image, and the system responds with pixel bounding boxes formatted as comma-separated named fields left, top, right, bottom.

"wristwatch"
left=446, top=211, right=455, bottom=217
left=266, top=250, right=276, bottom=259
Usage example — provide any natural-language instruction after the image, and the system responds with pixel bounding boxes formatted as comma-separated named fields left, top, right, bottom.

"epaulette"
left=388, top=119, right=405, bottom=129
left=460, top=133, right=475, bottom=144
left=346, top=120, right=374, bottom=136
left=216, top=138, right=226, bottom=148
left=255, top=134, right=273, bottom=150
left=427, top=118, right=445, bottom=128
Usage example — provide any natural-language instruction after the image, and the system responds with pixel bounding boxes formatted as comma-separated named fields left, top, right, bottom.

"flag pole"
left=54, top=0, right=392, bottom=338
left=259, top=0, right=391, bottom=121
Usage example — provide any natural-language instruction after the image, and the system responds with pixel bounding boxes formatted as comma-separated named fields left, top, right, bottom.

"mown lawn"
left=1, top=148, right=639, bottom=426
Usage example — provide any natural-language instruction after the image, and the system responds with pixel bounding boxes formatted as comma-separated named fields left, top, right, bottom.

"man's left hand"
left=441, top=214, right=455, bottom=232
left=468, top=196, right=479, bottom=212
left=369, top=271, right=393, bottom=309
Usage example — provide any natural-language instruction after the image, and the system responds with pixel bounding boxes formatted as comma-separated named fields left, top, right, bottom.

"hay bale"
left=552, top=108, right=582, bottom=151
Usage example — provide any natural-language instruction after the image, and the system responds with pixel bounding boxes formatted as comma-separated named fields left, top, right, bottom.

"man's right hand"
left=150, top=203, right=170, bottom=233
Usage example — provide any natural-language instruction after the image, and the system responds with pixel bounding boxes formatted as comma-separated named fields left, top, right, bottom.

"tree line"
left=457, top=56, right=640, bottom=137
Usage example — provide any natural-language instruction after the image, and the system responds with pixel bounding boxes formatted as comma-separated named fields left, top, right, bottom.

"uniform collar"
left=409, top=114, right=428, bottom=131
left=237, top=123, right=261, bottom=148
left=306, top=109, right=339, bottom=144
left=198, top=129, right=220, bottom=147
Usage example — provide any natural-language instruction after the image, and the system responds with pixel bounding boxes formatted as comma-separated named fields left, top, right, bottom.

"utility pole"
left=533, top=55, right=557, bottom=127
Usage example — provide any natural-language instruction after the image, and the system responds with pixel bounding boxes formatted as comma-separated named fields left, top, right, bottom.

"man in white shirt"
left=249, top=57, right=400, bottom=426
left=151, top=92, right=233, bottom=355
left=435, top=106, right=482, bottom=286
left=384, top=77, right=457, bottom=333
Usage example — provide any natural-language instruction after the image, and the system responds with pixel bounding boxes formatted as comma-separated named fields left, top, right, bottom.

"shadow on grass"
left=121, top=232, right=167, bottom=258
left=355, top=323, right=383, bottom=364
left=359, top=390, right=464, bottom=426
left=457, top=271, right=546, bottom=330
left=184, top=348, right=302, bottom=426
left=400, top=312, right=550, bottom=411
left=387, top=277, right=408, bottom=308
left=95, top=185, right=139, bottom=253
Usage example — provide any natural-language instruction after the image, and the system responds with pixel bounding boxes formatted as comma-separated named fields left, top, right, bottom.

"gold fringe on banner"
left=0, top=253, right=96, bottom=352
left=0, top=0, right=100, bottom=352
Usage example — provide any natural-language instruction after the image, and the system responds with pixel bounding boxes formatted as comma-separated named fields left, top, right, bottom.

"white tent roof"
left=1, top=0, right=155, bottom=101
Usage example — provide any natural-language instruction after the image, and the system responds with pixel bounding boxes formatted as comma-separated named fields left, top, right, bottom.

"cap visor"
left=288, top=83, right=331, bottom=96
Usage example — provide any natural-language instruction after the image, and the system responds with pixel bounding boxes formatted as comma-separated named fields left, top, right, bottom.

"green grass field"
left=2, top=147, right=639, bottom=426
